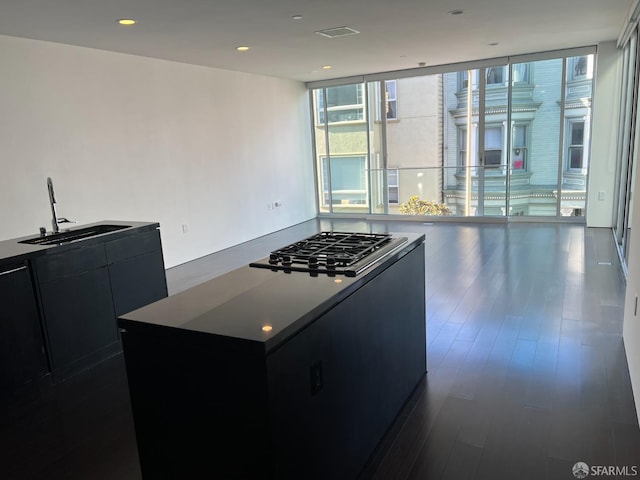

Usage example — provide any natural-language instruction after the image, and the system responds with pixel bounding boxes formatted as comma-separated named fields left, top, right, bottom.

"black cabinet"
left=0, top=263, right=48, bottom=390
left=267, top=245, right=426, bottom=479
left=106, top=230, right=168, bottom=317
left=35, top=244, right=118, bottom=375
left=31, top=224, right=168, bottom=380
left=121, top=240, right=426, bottom=480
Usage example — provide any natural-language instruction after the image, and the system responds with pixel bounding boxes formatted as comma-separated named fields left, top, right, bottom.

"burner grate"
left=269, top=232, right=393, bottom=269
left=248, top=231, right=407, bottom=276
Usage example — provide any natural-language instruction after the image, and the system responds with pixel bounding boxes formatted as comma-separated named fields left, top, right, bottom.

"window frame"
left=458, top=126, right=470, bottom=172
left=385, top=80, right=398, bottom=120
left=483, top=125, right=504, bottom=169
left=565, top=119, right=587, bottom=173
left=457, top=122, right=506, bottom=172
left=459, top=65, right=531, bottom=89
left=315, top=84, right=366, bottom=125
left=387, top=168, right=399, bottom=204
left=458, top=70, right=476, bottom=90
left=486, top=66, right=506, bottom=86
left=511, top=123, right=530, bottom=171
left=511, top=63, right=531, bottom=84
left=568, top=56, right=591, bottom=81
left=319, top=154, right=368, bottom=206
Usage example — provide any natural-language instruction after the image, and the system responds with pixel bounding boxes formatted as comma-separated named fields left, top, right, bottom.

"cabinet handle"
left=0, top=266, right=27, bottom=276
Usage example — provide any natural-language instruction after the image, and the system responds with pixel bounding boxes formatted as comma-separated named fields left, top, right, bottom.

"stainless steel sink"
left=19, top=224, right=131, bottom=246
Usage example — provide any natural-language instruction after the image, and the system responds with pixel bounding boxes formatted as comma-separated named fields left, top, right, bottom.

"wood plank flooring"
left=2, top=219, right=639, bottom=479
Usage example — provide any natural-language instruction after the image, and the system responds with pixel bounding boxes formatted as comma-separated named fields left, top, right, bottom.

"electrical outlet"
left=598, top=191, right=605, bottom=201
left=309, top=361, right=323, bottom=395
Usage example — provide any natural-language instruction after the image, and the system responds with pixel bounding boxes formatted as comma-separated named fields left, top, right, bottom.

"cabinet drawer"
left=35, top=243, right=107, bottom=284
left=39, top=266, right=117, bottom=370
left=105, top=229, right=162, bottom=264
left=0, top=262, right=28, bottom=276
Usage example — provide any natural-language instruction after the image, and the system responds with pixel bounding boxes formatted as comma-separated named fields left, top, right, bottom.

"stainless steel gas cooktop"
left=249, top=231, right=408, bottom=276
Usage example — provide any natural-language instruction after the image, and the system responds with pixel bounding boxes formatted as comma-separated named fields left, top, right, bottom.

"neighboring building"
left=443, top=55, right=593, bottom=217
left=312, top=76, right=443, bottom=214
left=311, top=52, right=594, bottom=218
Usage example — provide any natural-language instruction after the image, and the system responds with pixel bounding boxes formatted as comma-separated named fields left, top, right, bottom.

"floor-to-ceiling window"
left=614, top=26, right=639, bottom=273
left=560, top=54, right=594, bottom=217
left=380, top=75, right=445, bottom=215
left=308, top=47, right=596, bottom=220
left=313, top=84, right=369, bottom=213
left=506, top=57, right=563, bottom=217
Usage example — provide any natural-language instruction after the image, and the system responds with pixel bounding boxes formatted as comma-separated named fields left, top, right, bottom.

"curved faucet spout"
left=47, top=177, right=59, bottom=233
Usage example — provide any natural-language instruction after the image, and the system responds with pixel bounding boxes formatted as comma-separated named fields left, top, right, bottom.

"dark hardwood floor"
left=2, top=219, right=639, bottom=479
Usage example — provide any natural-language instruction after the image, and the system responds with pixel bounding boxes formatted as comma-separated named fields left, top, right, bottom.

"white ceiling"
left=0, top=0, right=634, bottom=83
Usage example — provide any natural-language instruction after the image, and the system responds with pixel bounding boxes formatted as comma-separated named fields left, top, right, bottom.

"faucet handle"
left=57, top=217, right=76, bottom=224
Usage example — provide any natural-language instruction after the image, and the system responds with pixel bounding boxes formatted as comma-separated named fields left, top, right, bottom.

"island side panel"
left=120, top=329, right=274, bottom=479
left=266, top=243, right=426, bottom=480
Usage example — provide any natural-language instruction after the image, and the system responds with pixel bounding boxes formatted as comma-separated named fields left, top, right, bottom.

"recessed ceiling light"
left=236, top=46, right=250, bottom=52
left=322, top=65, right=332, bottom=70
left=448, top=9, right=464, bottom=15
left=489, top=42, right=499, bottom=46
left=117, top=19, right=137, bottom=25
left=291, top=15, right=303, bottom=20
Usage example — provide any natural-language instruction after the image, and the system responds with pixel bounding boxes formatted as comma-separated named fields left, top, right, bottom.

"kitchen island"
left=119, top=231, right=426, bottom=480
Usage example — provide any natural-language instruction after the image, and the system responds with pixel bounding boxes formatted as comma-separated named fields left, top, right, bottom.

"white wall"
left=0, top=34, right=316, bottom=267
left=587, top=41, right=622, bottom=227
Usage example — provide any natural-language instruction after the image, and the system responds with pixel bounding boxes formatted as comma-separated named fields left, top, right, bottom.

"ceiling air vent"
left=315, top=26, right=360, bottom=38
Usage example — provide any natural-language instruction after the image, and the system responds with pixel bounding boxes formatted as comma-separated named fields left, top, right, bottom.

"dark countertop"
left=118, top=232, right=425, bottom=354
left=0, top=220, right=160, bottom=267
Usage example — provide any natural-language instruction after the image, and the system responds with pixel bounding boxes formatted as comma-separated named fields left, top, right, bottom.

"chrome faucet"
left=47, top=177, right=59, bottom=233
left=47, top=177, right=74, bottom=233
